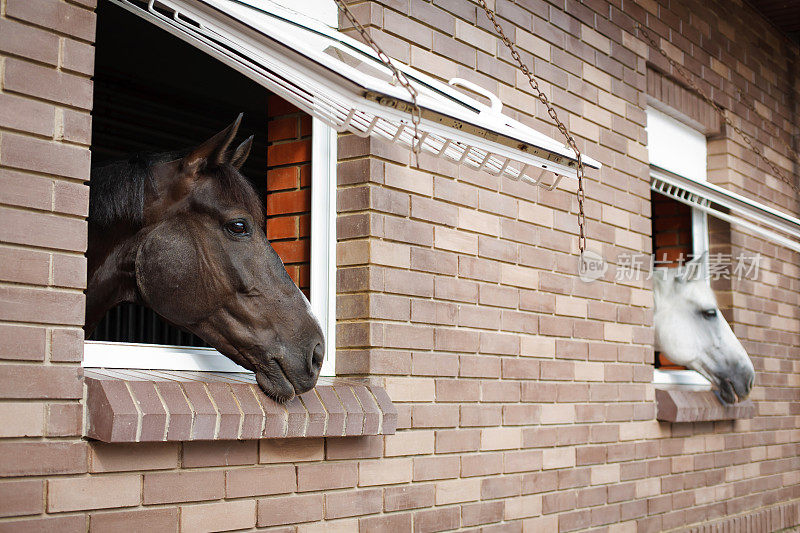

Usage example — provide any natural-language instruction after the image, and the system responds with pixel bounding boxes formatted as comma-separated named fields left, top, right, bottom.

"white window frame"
left=84, top=2, right=338, bottom=376
left=310, top=118, right=337, bottom=377
left=84, top=121, right=338, bottom=376
left=646, top=107, right=709, bottom=261
left=86, top=0, right=607, bottom=377
left=648, top=105, right=800, bottom=384
left=646, top=106, right=711, bottom=387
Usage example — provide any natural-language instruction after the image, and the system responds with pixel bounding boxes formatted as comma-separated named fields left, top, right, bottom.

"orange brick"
left=266, top=188, right=311, bottom=215
left=267, top=215, right=299, bottom=240
left=268, top=116, right=300, bottom=141
left=267, top=166, right=300, bottom=191
left=272, top=239, right=310, bottom=263
left=267, top=139, right=312, bottom=166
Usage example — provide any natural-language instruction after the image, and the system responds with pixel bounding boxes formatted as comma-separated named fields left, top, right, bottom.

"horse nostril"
left=311, top=342, right=324, bottom=370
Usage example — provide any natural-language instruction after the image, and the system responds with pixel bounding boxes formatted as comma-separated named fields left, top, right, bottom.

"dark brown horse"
left=86, top=115, right=324, bottom=401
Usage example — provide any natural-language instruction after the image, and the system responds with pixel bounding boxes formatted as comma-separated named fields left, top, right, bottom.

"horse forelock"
left=205, top=164, right=265, bottom=228
left=89, top=151, right=264, bottom=230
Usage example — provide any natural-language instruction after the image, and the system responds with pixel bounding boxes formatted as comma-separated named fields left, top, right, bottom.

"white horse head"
left=652, top=256, right=755, bottom=403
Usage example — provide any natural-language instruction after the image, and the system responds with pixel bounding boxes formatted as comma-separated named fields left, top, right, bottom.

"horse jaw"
left=84, top=235, right=141, bottom=336
left=652, top=268, right=755, bottom=403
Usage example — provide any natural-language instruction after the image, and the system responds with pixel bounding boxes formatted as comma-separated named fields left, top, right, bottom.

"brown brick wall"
left=0, top=0, right=798, bottom=532
left=0, top=0, right=94, bottom=529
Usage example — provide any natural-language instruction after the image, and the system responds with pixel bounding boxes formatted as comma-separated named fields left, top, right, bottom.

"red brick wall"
left=0, top=0, right=799, bottom=531
left=266, top=94, right=312, bottom=297
left=651, top=192, right=693, bottom=268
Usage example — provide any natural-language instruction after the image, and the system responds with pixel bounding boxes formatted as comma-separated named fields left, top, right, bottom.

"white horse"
left=652, top=257, right=755, bottom=403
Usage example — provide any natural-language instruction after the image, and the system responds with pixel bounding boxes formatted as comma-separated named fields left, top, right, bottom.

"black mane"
left=89, top=151, right=182, bottom=229
left=89, top=150, right=264, bottom=230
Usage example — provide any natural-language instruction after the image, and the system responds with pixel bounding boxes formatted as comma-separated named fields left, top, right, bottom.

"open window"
left=84, top=0, right=337, bottom=376
left=86, top=0, right=601, bottom=383
left=82, top=0, right=605, bottom=442
left=648, top=105, right=800, bottom=391
left=647, top=106, right=711, bottom=386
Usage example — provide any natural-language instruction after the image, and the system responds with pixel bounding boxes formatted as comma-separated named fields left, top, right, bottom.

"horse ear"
left=230, top=135, right=254, bottom=169
left=182, top=113, right=243, bottom=173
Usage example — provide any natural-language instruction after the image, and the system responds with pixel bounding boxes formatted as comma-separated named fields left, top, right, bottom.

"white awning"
left=109, top=0, right=600, bottom=186
left=651, top=167, right=800, bottom=253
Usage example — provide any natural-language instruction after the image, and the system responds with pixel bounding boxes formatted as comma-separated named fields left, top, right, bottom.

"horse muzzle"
left=716, top=363, right=755, bottom=404
left=254, top=338, right=324, bottom=402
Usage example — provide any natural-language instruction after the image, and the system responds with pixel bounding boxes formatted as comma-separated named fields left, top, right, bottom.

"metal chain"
left=476, top=0, right=587, bottom=253
left=636, top=23, right=799, bottom=194
left=333, top=0, right=422, bottom=166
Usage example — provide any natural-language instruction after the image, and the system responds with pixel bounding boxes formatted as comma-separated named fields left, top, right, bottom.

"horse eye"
left=225, top=219, right=250, bottom=237
left=702, top=309, right=717, bottom=319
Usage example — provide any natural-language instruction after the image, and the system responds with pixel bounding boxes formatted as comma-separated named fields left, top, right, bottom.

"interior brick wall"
left=0, top=0, right=798, bottom=532
left=266, top=94, right=313, bottom=297
left=651, top=191, right=693, bottom=267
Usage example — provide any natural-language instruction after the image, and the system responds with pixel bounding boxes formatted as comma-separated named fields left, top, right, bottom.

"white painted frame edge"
left=311, top=118, right=337, bottom=377
left=653, top=369, right=712, bottom=386
left=83, top=122, right=338, bottom=375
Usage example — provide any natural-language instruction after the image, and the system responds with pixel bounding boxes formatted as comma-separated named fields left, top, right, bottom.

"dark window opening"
left=89, top=2, right=311, bottom=346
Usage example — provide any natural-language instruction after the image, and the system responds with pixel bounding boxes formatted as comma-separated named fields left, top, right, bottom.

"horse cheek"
left=135, top=226, right=210, bottom=325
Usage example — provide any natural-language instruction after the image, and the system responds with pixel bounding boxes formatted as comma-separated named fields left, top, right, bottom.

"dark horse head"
left=86, top=115, right=324, bottom=401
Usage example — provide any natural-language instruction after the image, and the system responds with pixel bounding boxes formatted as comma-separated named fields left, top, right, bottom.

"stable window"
left=86, top=0, right=600, bottom=379
left=646, top=106, right=711, bottom=385
left=84, top=0, right=337, bottom=377
left=647, top=105, right=800, bottom=389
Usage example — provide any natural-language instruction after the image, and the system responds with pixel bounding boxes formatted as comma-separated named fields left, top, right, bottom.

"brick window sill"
left=85, top=369, right=396, bottom=442
left=655, top=386, right=755, bottom=422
